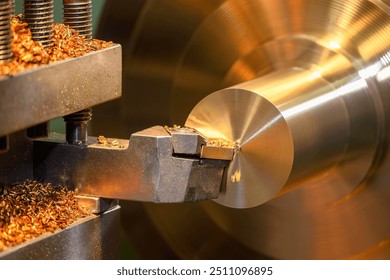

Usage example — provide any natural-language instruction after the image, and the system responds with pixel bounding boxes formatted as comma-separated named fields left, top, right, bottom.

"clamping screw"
left=24, top=0, right=54, bottom=48
left=62, top=0, right=93, bottom=145
left=0, top=0, right=13, bottom=61
left=63, top=0, right=92, bottom=40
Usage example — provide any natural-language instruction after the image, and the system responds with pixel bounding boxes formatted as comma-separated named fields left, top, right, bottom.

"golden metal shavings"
left=164, top=125, right=198, bottom=135
left=0, top=180, right=91, bottom=252
left=97, top=135, right=124, bottom=148
left=0, top=15, right=113, bottom=76
left=207, top=139, right=235, bottom=148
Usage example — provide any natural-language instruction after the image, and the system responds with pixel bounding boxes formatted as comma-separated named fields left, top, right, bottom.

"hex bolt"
left=0, top=0, right=12, bottom=61
left=63, top=0, right=92, bottom=145
left=24, top=0, right=54, bottom=48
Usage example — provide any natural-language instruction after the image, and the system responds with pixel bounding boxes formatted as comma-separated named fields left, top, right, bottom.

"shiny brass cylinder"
left=187, top=65, right=379, bottom=208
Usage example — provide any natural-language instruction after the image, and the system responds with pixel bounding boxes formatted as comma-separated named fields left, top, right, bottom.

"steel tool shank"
left=33, top=126, right=229, bottom=203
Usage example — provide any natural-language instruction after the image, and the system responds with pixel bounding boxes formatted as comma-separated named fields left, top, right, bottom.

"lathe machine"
left=2, top=0, right=390, bottom=259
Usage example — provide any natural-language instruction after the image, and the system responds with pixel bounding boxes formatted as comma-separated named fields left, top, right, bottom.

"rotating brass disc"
left=186, top=89, right=294, bottom=208
left=98, top=0, right=390, bottom=259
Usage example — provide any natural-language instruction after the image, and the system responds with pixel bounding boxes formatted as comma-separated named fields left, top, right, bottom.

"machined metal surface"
left=0, top=205, right=121, bottom=260
left=33, top=126, right=228, bottom=203
left=186, top=65, right=379, bottom=208
left=0, top=44, right=122, bottom=137
left=97, top=0, right=390, bottom=259
left=186, top=88, right=293, bottom=208
left=75, top=195, right=118, bottom=214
